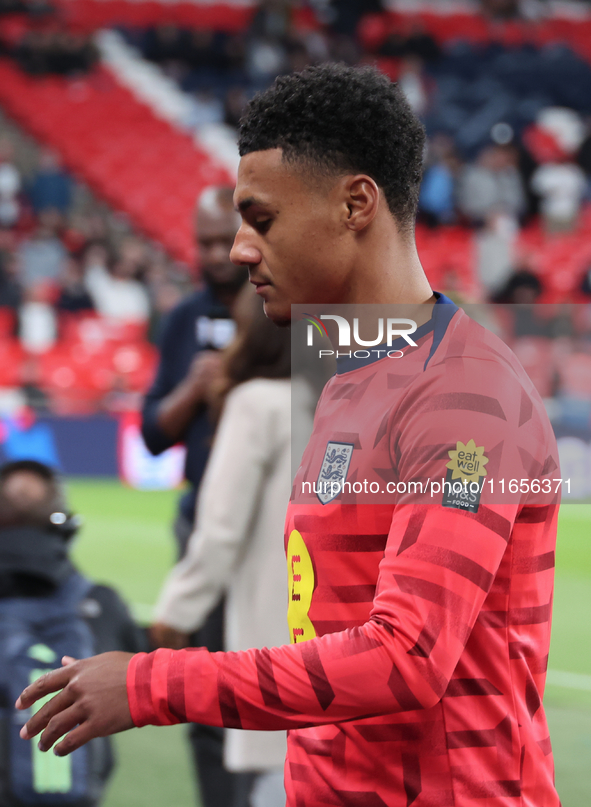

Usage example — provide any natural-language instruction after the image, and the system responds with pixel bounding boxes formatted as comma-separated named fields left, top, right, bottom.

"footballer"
left=17, top=64, right=560, bottom=806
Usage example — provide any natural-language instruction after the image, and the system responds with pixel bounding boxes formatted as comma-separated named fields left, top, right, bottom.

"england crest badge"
left=316, top=441, right=354, bottom=504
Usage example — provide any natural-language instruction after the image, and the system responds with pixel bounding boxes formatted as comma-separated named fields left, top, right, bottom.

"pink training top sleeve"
left=127, top=496, right=522, bottom=730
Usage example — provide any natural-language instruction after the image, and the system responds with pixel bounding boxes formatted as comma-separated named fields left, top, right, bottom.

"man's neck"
left=341, top=233, right=433, bottom=309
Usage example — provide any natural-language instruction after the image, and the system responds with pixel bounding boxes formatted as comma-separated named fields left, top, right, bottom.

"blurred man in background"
left=152, top=286, right=312, bottom=807
left=141, top=185, right=247, bottom=807
left=142, top=185, right=246, bottom=557
left=0, top=459, right=144, bottom=807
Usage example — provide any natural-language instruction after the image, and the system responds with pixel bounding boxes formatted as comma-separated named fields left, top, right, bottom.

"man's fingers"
left=38, top=703, right=85, bottom=752
left=18, top=652, right=134, bottom=753
left=16, top=664, right=75, bottom=710
left=62, top=656, right=77, bottom=666
left=20, top=688, right=75, bottom=740
left=54, top=721, right=97, bottom=757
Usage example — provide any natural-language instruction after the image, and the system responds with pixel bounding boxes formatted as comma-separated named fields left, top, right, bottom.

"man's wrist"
left=182, top=374, right=206, bottom=405
left=127, top=652, right=150, bottom=727
left=126, top=649, right=185, bottom=728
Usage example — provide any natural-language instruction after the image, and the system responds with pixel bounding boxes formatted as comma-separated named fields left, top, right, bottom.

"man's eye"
left=254, top=219, right=272, bottom=233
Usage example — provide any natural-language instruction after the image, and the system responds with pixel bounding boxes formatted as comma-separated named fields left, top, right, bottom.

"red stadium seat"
left=37, top=344, right=115, bottom=413
left=0, top=60, right=233, bottom=266
left=60, top=314, right=148, bottom=347
left=0, top=339, right=24, bottom=388
left=0, top=308, right=16, bottom=339
left=111, top=342, right=157, bottom=392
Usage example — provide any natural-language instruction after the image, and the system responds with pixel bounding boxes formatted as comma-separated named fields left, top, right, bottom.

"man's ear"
left=342, top=175, right=381, bottom=232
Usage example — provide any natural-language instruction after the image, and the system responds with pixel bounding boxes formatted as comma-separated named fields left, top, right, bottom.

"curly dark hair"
left=237, top=63, right=425, bottom=230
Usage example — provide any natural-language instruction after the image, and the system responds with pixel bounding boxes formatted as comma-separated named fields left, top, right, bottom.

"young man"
left=17, top=65, right=561, bottom=806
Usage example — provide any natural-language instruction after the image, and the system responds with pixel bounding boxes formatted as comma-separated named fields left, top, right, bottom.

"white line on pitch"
left=546, top=669, right=591, bottom=692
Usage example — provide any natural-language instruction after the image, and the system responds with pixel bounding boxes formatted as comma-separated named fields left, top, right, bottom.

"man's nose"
left=230, top=227, right=262, bottom=267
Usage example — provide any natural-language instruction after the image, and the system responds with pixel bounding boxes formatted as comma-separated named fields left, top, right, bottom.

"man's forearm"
left=156, top=376, right=206, bottom=442
left=127, top=502, right=525, bottom=734
left=126, top=621, right=440, bottom=733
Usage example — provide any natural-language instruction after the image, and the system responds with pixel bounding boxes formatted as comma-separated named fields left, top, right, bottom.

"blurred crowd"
left=0, top=121, right=191, bottom=353
left=1, top=0, right=591, bottom=415
left=117, top=1, right=591, bottom=301
left=0, top=0, right=54, bottom=16
left=13, top=28, right=98, bottom=76
left=2, top=7, right=591, bottom=807
left=0, top=0, right=98, bottom=77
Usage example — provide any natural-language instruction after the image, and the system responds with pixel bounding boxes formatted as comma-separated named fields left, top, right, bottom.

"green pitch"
left=67, top=479, right=591, bottom=807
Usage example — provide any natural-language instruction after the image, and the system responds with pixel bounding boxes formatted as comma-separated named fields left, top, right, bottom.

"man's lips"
left=250, top=278, right=272, bottom=294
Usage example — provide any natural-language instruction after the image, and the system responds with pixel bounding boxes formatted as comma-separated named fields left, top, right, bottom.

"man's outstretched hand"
left=16, top=652, right=136, bottom=756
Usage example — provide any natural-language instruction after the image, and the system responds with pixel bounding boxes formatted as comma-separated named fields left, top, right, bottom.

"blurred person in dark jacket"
left=27, top=151, right=72, bottom=216
left=0, top=459, right=145, bottom=807
left=56, top=254, right=94, bottom=314
left=141, top=185, right=247, bottom=807
left=0, top=459, right=144, bottom=650
left=142, top=186, right=247, bottom=554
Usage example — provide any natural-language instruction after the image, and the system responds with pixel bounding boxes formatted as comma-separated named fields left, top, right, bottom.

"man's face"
left=0, top=470, right=53, bottom=529
left=230, top=149, right=352, bottom=324
left=196, top=203, right=245, bottom=289
left=3, top=471, right=48, bottom=510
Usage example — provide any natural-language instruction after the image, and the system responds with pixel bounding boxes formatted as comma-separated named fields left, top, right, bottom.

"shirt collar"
left=335, top=291, right=458, bottom=375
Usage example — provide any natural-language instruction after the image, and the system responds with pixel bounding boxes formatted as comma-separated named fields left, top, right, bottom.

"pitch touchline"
left=545, top=670, right=591, bottom=692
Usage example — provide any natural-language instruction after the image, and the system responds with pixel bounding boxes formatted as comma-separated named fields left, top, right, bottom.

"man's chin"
left=262, top=299, right=291, bottom=327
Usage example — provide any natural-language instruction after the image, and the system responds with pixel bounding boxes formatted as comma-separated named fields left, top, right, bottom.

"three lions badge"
left=316, top=441, right=354, bottom=504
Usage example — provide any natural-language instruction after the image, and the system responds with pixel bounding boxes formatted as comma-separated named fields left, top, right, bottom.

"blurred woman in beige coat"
left=151, top=286, right=314, bottom=807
